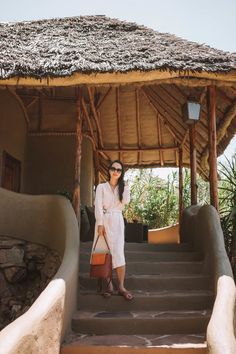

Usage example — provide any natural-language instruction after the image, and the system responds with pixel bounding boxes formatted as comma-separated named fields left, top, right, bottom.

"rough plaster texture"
left=180, top=205, right=236, bottom=354
left=23, top=135, right=76, bottom=195
left=0, top=188, right=79, bottom=353
left=0, top=280, right=64, bottom=354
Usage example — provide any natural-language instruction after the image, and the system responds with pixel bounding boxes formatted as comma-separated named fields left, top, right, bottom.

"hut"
left=0, top=15, right=236, bottom=353
left=0, top=16, right=236, bottom=212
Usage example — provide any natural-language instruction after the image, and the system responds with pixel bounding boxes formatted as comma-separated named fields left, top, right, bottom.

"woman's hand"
left=98, top=225, right=106, bottom=237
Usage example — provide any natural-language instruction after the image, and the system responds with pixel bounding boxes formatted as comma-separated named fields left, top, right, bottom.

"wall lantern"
left=182, top=100, right=201, bottom=125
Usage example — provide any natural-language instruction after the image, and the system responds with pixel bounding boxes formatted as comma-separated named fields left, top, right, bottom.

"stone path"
left=61, top=242, right=212, bottom=353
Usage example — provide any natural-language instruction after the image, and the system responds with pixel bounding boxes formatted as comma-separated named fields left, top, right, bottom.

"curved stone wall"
left=180, top=205, right=236, bottom=354
left=0, top=187, right=79, bottom=353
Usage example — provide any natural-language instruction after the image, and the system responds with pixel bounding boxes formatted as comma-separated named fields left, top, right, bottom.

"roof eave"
left=0, top=69, right=236, bottom=87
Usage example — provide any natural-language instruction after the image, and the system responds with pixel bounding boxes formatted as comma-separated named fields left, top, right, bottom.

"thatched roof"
left=1, top=15, right=236, bottom=179
left=0, top=15, right=236, bottom=80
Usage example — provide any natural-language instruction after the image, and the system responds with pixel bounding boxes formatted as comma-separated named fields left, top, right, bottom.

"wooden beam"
left=179, top=147, right=184, bottom=220
left=152, top=85, right=187, bottom=129
left=216, top=98, right=236, bottom=146
left=116, top=87, right=122, bottom=161
left=87, top=86, right=104, bottom=148
left=96, top=87, right=112, bottom=110
left=201, top=95, right=236, bottom=172
left=156, top=114, right=164, bottom=166
left=38, top=92, right=43, bottom=131
left=135, top=88, right=142, bottom=164
left=28, top=131, right=76, bottom=136
left=26, top=96, right=38, bottom=109
left=72, top=89, right=83, bottom=218
left=98, top=146, right=179, bottom=153
left=181, top=130, right=189, bottom=147
left=141, top=87, right=187, bottom=150
left=207, top=85, right=219, bottom=210
left=146, top=86, right=186, bottom=138
left=175, top=149, right=179, bottom=166
left=189, top=124, right=197, bottom=205
left=2, top=69, right=236, bottom=87
left=83, top=133, right=96, bottom=151
left=81, top=97, right=97, bottom=149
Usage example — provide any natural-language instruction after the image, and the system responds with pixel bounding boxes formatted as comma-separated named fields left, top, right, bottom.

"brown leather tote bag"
left=90, top=235, right=112, bottom=279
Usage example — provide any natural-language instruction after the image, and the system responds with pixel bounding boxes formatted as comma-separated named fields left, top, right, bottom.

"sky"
left=1, top=0, right=236, bottom=53
left=1, top=0, right=236, bottom=167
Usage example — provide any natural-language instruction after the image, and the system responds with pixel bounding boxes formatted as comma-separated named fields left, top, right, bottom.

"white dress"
left=91, top=182, right=130, bottom=269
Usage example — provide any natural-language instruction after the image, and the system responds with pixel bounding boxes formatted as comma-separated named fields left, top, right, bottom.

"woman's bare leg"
left=115, top=265, right=126, bottom=291
left=115, top=265, right=133, bottom=300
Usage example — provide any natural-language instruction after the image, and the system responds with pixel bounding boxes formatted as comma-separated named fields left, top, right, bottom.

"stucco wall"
left=0, top=188, right=80, bottom=353
left=0, top=88, right=94, bottom=201
left=23, top=135, right=95, bottom=202
left=23, top=135, right=76, bottom=195
left=180, top=205, right=236, bottom=353
left=0, top=89, right=27, bottom=190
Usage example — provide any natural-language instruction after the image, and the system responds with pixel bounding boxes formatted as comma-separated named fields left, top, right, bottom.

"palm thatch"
left=0, top=15, right=235, bottom=80
left=1, top=15, right=236, bottom=179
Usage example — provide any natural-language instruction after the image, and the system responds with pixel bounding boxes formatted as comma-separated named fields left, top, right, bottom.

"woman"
left=91, top=160, right=133, bottom=300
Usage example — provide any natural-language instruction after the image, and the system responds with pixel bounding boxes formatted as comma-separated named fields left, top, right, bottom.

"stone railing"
left=180, top=205, right=236, bottom=354
left=0, top=188, right=79, bottom=354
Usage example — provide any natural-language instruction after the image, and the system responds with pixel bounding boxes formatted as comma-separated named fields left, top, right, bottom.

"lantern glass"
left=182, top=101, right=201, bottom=124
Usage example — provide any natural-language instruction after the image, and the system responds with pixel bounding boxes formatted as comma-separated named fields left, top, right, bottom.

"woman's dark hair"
left=108, top=160, right=125, bottom=202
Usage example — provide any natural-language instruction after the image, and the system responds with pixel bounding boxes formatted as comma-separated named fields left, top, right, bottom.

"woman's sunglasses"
left=109, top=167, right=122, bottom=173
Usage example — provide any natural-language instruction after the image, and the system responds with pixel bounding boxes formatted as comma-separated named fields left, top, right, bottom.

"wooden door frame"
left=1, top=151, right=21, bottom=192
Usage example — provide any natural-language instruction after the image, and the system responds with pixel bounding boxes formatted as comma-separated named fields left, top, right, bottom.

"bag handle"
left=93, top=233, right=110, bottom=252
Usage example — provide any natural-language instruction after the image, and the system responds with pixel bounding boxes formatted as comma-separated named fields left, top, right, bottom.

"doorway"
left=1, top=151, right=21, bottom=192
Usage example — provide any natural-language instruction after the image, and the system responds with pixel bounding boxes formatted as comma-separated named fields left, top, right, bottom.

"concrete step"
left=71, top=310, right=211, bottom=335
left=80, top=261, right=204, bottom=275
left=61, top=333, right=207, bottom=354
left=80, top=242, right=194, bottom=252
left=80, top=251, right=203, bottom=263
left=78, top=290, right=214, bottom=312
left=79, top=273, right=212, bottom=291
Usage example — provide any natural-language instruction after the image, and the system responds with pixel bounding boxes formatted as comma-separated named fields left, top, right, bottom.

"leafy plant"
left=218, top=154, right=236, bottom=260
left=124, top=169, right=179, bottom=229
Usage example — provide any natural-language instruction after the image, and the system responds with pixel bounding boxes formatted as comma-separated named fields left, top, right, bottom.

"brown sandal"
left=102, top=289, right=113, bottom=298
left=102, top=278, right=114, bottom=298
left=118, top=290, right=133, bottom=301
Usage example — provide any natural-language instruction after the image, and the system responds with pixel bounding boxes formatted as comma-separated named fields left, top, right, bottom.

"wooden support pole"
left=87, top=86, right=104, bottom=148
left=189, top=124, right=197, bottom=205
left=72, top=89, right=83, bottom=218
left=116, top=87, right=122, bottom=161
left=178, top=147, right=184, bottom=220
left=38, top=92, right=43, bottom=131
left=135, top=88, right=141, bottom=164
left=157, top=114, right=164, bottom=166
left=207, top=85, right=219, bottom=210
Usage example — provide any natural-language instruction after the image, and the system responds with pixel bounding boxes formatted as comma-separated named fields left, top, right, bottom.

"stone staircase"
left=61, top=242, right=213, bottom=353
